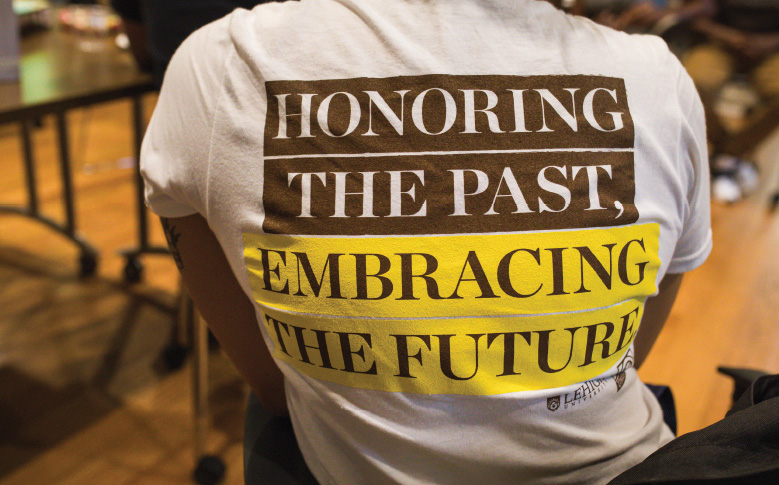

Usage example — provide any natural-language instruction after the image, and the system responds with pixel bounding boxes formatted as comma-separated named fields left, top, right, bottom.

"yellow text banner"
left=244, top=224, right=660, bottom=318
left=260, top=299, right=643, bottom=394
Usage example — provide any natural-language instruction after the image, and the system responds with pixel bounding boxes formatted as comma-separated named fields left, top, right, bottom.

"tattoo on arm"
left=160, top=217, right=184, bottom=270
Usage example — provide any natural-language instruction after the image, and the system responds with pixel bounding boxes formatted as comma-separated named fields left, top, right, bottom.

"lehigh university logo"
left=613, top=372, right=626, bottom=392
left=614, top=348, right=634, bottom=392
left=547, top=396, right=561, bottom=411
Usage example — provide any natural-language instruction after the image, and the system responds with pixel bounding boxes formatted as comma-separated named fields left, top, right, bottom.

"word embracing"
left=243, top=224, right=660, bottom=319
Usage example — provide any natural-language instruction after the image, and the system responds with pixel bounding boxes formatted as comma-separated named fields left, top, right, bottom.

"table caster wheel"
left=161, top=343, right=188, bottom=371
left=193, top=455, right=226, bottom=485
left=123, top=257, right=143, bottom=283
left=79, top=253, right=98, bottom=278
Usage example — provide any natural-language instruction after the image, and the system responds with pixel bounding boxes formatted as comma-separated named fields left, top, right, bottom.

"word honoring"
left=272, top=86, right=624, bottom=138
left=263, top=74, right=634, bottom=156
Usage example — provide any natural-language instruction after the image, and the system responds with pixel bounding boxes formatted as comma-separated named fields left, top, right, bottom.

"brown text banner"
left=263, top=74, right=634, bottom=157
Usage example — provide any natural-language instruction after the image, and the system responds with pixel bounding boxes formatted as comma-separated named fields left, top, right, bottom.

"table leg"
left=55, top=112, right=76, bottom=236
left=120, top=94, right=170, bottom=283
left=132, top=95, right=149, bottom=251
left=192, top=308, right=209, bottom=462
left=0, top=115, right=98, bottom=277
left=191, top=307, right=226, bottom=484
left=21, top=119, right=39, bottom=215
left=55, top=111, right=98, bottom=276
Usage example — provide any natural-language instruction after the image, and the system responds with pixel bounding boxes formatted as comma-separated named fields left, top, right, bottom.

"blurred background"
left=1, top=0, right=778, bottom=483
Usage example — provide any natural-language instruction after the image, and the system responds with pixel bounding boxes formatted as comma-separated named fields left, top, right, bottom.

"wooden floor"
left=1, top=96, right=778, bottom=484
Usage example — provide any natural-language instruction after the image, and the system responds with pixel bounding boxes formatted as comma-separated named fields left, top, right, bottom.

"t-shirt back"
left=141, top=1, right=711, bottom=483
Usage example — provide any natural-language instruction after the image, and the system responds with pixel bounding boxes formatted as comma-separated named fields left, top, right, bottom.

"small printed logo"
left=614, top=371, right=626, bottom=391
left=546, top=349, right=636, bottom=412
left=614, top=349, right=635, bottom=392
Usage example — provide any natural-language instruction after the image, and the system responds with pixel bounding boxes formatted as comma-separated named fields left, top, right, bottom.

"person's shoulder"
left=157, top=14, right=239, bottom=123
left=195, top=1, right=319, bottom=55
left=166, top=12, right=236, bottom=88
left=561, top=13, right=678, bottom=72
left=229, top=0, right=326, bottom=35
left=179, top=10, right=237, bottom=55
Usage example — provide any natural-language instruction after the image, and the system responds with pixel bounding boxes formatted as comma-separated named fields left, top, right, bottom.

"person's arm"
left=740, top=32, right=779, bottom=61
left=692, top=17, right=750, bottom=48
left=674, top=0, right=718, bottom=23
left=591, top=0, right=708, bottom=32
left=160, top=213, right=288, bottom=416
left=633, top=272, right=684, bottom=369
left=692, top=17, right=779, bottom=60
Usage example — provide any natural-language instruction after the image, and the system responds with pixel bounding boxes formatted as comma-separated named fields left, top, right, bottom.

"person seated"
left=141, top=1, right=711, bottom=482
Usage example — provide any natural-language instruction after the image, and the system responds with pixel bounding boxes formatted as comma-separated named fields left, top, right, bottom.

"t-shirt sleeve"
left=140, top=15, right=233, bottom=218
left=666, top=60, right=712, bottom=274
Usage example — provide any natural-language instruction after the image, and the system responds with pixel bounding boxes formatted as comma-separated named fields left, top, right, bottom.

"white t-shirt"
left=141, top=1, right=711, bottom=483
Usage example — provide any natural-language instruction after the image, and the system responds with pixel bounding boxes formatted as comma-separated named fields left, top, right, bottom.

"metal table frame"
left=0, top=28, right=163, bottom=277
left=1, top=27, right=227, bottom=482
left=1, top=94, right=156, bottom=276
left=120, top=93, right=172, bottom=282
